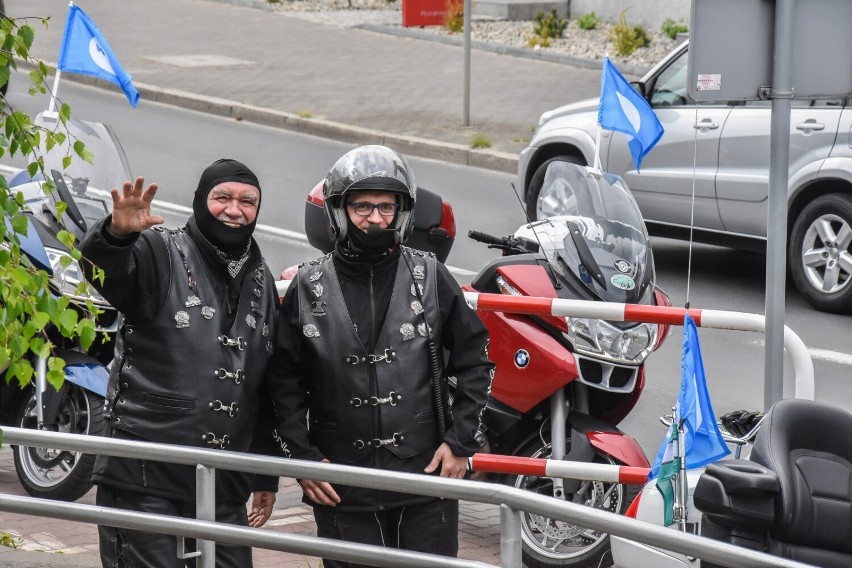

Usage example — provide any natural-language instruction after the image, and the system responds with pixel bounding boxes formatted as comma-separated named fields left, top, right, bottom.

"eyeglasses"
left=347, top=201, right=399, bottom=217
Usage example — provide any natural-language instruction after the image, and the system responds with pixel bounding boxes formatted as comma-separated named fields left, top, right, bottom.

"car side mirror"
left=630, top=81, right=646, bottom=98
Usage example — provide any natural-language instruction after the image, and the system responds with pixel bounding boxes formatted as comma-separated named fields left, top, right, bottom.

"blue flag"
left=57, top=5, right=140, bottom=107
left=598, top=57, right=663, bottom=172
left=649, top=314, right=730, bottom=479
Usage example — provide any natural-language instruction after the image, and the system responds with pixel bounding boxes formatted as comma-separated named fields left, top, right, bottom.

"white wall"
left=569, top=0, right=690, bottom=29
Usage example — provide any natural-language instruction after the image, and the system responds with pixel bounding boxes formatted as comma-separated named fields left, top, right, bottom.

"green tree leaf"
left=58, top=308, right=78, bottom=336
left=76, top=318, right=96, bottom=351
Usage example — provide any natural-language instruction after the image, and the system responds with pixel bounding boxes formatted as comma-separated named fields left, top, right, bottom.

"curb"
left=45, top=70, right=519, bottom=176
left=0, top=548, right=101, bottom=568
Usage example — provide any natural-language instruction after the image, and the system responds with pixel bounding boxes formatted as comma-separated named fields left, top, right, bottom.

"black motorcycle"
left=0, top=111, right=125, bottom=501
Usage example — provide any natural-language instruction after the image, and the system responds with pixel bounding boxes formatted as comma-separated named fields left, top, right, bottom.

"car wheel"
left=525, top=155, right=585, bottom=221
left=789, top=193, right=852, bottom=313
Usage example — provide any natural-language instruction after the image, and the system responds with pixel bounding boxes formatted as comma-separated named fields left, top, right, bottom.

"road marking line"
left=750, top=339, right=852, bottom=366
left=808, top=347, right=852, bottom=366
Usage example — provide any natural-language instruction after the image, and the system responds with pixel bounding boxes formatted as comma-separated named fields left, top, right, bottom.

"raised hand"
left=108, top=176, right=165, bottom=237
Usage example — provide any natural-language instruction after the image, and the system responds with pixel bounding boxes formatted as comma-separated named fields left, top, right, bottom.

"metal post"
left=764, top=0, right=795, bottom=410
left=499, top=504, right=522, bottom=567
left=34, top=355, right=47, bottom=427
left=549, top=389, right=566, bottom=500
left=462, top=0, right=471, bottom=126
left=195, top=464, right=216, bottom=568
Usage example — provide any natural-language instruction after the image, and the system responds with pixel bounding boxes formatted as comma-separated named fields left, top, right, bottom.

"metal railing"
left=0, top=427, right=813, bottom=568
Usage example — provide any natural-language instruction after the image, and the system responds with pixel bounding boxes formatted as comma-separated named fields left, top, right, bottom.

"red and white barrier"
left=469, top=453, right=651, bottom=485
left=462, top=292, right=814, bottom=401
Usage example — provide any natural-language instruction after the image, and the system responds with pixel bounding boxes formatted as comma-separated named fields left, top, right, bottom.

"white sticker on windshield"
left=610, top=274, right=635, bottom=290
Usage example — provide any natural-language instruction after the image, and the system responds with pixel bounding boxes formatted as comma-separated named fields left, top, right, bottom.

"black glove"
left=720, top=409, right=764, bottom=438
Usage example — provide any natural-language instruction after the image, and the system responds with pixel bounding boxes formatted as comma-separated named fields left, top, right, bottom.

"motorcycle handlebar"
left=468, top=230, right=507, bottom=246
left=468, top=230, right=540, bottom=254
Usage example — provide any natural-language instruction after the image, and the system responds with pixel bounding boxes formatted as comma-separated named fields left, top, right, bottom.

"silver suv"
left=519, top=41, right=852, bottom=313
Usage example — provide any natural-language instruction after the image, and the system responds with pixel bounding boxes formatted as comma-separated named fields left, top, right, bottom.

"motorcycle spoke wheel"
left=509, top=441, right=633, bottom=568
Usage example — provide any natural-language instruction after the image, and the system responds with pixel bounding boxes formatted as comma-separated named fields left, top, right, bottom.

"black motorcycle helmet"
left=323, top=145, right=416, bottom=244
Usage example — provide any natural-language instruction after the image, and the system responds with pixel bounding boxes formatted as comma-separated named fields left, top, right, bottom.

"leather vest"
left=106, top=227, right=276, bottom=452
left=297, top=247, right=443, bottom=464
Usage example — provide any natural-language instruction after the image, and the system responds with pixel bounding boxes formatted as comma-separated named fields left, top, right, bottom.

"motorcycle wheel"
left=12, top=385, right=107, bottom=501
left=504, top=438, right=639, bottom=568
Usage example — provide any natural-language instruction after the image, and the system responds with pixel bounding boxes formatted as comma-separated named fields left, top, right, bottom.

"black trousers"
left=96, top=484, right=253, bottom=568
left=313, top=499, right=459, bottom=568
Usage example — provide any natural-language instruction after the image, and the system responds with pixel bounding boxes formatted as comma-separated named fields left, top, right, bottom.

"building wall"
left=570, top=0, right=690, bottom=29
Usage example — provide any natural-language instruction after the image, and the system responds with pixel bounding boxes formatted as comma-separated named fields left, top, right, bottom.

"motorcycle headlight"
left=566, top=317, right=658, bottom=364
left=45, top=246, right=110, bottom=307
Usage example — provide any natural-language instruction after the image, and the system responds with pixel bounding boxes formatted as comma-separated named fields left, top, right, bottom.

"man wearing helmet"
left=79, top=159, right=279, bottom=567
left=269, top=145, right=493, bottom=566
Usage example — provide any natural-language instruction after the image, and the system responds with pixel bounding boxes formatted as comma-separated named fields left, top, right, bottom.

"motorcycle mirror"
left=50, top=169, right=88, bottom=238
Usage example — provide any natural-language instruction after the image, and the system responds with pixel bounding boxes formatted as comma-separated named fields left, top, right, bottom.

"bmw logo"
left=514, top=349, right=530, bottom=368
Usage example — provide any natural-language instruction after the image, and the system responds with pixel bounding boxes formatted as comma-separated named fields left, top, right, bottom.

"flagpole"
left=45, top=1, right=74, bottom=120
left=676, top=409, right=688, bottom=531
left=593, top=124, right=603, bottom=172
left=44, top=70, right=62, bottom=120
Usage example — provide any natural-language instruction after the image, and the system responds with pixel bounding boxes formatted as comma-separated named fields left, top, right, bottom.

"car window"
left=649, top=51, right=689, bottom=107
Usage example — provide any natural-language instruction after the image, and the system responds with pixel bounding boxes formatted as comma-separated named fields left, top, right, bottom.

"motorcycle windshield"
left=31, top=112, right=127, bottom=235
left=533, top=161, right=654, bottom=304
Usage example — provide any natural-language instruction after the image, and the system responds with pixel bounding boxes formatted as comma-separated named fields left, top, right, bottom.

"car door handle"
left=795, top=121, right=825, bottom=132
left=693, top=120, right=719, bottom=130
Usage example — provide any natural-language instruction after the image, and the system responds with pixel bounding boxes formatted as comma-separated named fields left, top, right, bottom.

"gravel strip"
left=267, top=0, right=683, bottom=73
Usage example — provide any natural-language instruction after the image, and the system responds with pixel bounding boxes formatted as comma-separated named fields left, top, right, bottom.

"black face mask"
left=342, top=216, right=396, bottom=260
left=192, top=159, right=261, bottom=256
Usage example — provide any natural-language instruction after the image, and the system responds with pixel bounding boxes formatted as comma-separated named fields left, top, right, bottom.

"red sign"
left=402, top=0, right=449, bottom=27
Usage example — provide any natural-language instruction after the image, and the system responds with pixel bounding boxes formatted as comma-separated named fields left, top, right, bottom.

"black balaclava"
left=192, top=158, right=261, bottom=256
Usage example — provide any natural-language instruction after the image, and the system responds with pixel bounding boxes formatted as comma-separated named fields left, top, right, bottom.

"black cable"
left=401, top=251, right=446, bottom=440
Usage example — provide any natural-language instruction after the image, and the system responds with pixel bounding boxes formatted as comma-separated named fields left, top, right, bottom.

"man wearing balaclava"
left=267, top=146, right=493, bottom=567
left=79, top=159, right=279, bottom=568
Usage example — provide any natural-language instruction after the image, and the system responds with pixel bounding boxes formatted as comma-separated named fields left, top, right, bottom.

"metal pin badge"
left=411, top=300, right=424, bottom=315
left=310, top=271, right=323, bottom=282
left=303, top=324, right=320, bottom=338
left=412, top=265, right=425, bottom=280
left=410, top=283, right=424, bottom=297
left=417, top=322, right=431, bottom=337
left=312, top=283, right=324, bottom=298
left=175, top=311, right=190, bottom=329
left=185, top=295, right=201, bottom=308
left=246, top=314, right=257, bottom=329
left=311, top=300, right=327, bottom=317
left=262, top=323, right=270, bottom=336
left=201, top=306, right=216, bottom=320
left=400, top=323, right=415, bottom=341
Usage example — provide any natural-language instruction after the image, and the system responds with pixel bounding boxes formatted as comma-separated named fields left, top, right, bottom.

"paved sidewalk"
left=18, top=0, right=616, bottom=174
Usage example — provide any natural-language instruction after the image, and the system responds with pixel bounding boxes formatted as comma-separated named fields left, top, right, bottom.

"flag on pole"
left=598, top=57, right=663, bottom=172
left=649, top=314, right=730, bottom=525
left=57, top=5, right=140, bottom=107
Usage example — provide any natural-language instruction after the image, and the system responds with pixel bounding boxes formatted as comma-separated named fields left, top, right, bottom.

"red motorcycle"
left=297, top=161, right=671, bottom=568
